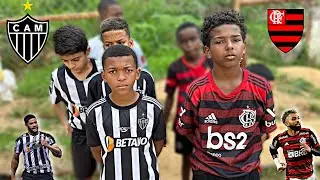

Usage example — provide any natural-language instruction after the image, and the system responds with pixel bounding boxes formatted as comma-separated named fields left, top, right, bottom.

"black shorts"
left=21, top=171, right=54, bottom=180
left=72, top=129, right=97, bottom=178
left=175, top=134, right=193, bottom=155
left=193, top=169, right=260, bottom=180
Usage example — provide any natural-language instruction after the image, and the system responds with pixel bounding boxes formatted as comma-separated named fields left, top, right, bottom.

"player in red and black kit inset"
left=176, top=9, right=277, bottom=180
left=269, top=109, right=320, bottom=180
left=163, top=22, right=213, bottom=180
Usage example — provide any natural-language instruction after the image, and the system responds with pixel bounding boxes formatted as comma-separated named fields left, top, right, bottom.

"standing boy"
left=176, top=9, right=277, bottom=179
left=86, top=45, right=165, bottom=180
left=50, top=25, right=100, bottom=179
left=87, top=17, right=155, bottom=106
left=163, top=22, right=212, bottom=180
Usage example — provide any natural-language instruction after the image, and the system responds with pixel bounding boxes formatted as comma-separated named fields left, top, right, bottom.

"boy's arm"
left=163, top=94, right=174, bottom=125
left=152, top=108, right=166, bottom=156
left=260, top=82, right=276, bottom=135
left=41, top=134, right=62, bottom=158
left=164, top=65, right=177, bottom=125
left=91, top=146, right=103, bottom=164
left=300, top=130, right=320, bottom=156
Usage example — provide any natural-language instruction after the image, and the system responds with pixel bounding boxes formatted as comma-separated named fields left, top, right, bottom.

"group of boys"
left=11, top=1, right=320, bottom=180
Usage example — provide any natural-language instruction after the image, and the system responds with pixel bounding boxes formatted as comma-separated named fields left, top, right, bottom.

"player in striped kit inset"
left=11, top=114, right=62, bottom=180
left=86, top=45, right=165, bottom=180
left=270, top=109, right=320, bottom=180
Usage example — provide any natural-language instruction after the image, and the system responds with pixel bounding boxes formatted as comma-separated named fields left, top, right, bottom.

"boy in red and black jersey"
left=270, top=109, right=320, bottom=180
left=176, top=9, right=276, bottom=180
left=164, top=22, right=212, bottom=180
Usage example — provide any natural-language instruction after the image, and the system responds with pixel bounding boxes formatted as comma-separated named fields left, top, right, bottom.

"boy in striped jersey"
left=50, top=25, right=101, bottom=179
left=164, top=22, right=213, bottom=180
left=87, top=17, right=156, bottom=106
left=176, top=9, right=276, bottom=179
left=86, top=45, right=165, bottom=180
left=270, top=109, right=320, bottom=180
left=11, top=114, right=62, bottom=180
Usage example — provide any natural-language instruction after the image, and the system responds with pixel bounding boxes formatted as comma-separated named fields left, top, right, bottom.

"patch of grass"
left=9, top=106, right=31, bottom=118
left=0, top=131, right=19, bottom=151
left=309, top=101, right=320, bottom=114
left=277, top=74, right=315, bottom=95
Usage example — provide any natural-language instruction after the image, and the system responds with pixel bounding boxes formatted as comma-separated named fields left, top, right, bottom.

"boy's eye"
left=215, top=41, right=223, bottom=44
left=109, top=70, right=116, bottom=74
left=233, top=39, right=241, bottom=42
left=126, top=69, right=133, bottom=72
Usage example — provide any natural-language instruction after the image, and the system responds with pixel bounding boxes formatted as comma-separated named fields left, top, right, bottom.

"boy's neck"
left=212, top=65, right=242, bottom=81
left=109, top=91, right=140, bottom=107
left=184, top=51, right=202, bottom=64
left=71, top=59, right=92, bottom=80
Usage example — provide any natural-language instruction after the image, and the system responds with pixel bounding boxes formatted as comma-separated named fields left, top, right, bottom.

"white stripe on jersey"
left=102, top=81, right=106, bottom=97
left=65, top=72, right=84, bottom=127
left=112, top=107, right=122, bottom=180
left=142, top=96, right=162, bottom=109
left=130, top=106, right=140, bottom=180
left=36, top=134, right=44, bottom=173
left=145, top=103, right=155, bottom=180
left=142, top=79, right=146, bottom=95
left=29, top=135, right=37, bottom=174
left=95, top=106, right=107, bottom=179
left=22, top=135, right=31, bottom=173
left=133, top=80, right=138, bottom=92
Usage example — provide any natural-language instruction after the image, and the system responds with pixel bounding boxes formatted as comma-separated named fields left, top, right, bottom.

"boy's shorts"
left=175, top=133, right=193, bottom=155
left=22, top=171, right=54, bottom=180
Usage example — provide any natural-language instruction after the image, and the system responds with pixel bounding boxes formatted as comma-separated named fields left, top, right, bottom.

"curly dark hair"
left=53, top=25, right=88, bottom=55
left=100, top=17, right=130, bottom=37
left=281, top=109, right=298, bottom=124
left=102, top=44, right=137, bottom=69
left=201, top=9, right=247, bottom=47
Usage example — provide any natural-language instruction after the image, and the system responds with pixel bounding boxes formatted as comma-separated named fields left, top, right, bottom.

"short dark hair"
left=246, top=64, right=275, bottom=81
left=24, top=114, right=36, bottom=124
left=201, top=9, right=247, bottom=47
left=176, top=22, right=200, bottom=41
left=281, top=109, right=298, bottom=124
left=98, top=0, right=118, bottom=14
left=102, top=44, right=137, bottom=69
left=53, top=25, right=88, bottom=55
left=100, top=17, right=130, bottom=36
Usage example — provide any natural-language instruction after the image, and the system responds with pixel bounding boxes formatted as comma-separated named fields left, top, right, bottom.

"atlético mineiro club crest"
left=6, top=14, right=49, bottom=64
left=267, top=9, right=304, bottom=53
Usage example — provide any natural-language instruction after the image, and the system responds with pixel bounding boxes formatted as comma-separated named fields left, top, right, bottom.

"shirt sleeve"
left=46, top=134, right=56, bottom=146
left=87, top=75, right=103, bottom=106
left=144, top=72, right=156, bottom=99
left=310, top=130, right=320, bottom=149
left=14, top=137, right=23, bottom=154
left=175, top=86, right=198, bottom=136
left=165, top=64, right=177, bottom=96
left=269, top=135, right=280, bottom=158
left=260, top=82, right=277, bottom=134
left=49, top=74, right=63, bottom=104
left=86, top=109, right=101, bottom=147
left=152, top=109, right=166, bottom=141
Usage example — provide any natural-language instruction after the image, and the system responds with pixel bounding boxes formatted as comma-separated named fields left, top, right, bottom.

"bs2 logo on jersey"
left=6, top=1, right=49, bottom=64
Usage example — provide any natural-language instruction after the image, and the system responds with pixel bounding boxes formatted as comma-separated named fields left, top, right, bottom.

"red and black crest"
left=267, top=9, right=304, bottom=53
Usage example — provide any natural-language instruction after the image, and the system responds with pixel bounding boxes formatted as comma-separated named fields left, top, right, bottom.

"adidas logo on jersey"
left=205, top=113, right=218, bottom=124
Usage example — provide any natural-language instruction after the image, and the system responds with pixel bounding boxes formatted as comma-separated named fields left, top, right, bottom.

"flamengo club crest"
left=239, top=106, right=256, bottom=128
left=6, top=2, right=49, bottom=64
left=267, top=9, right=304, bottom=53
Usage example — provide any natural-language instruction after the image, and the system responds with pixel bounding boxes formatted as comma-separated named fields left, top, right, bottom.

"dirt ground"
left=1, top=67, right=320, bottom=179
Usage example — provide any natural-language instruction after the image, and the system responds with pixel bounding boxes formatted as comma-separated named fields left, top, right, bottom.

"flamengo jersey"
left=165, top=55, right=212, bottom=129
left=270, top=128, right=320, bottom=179
left=49, top=59, right=100, bottom=130
left=86, top=94, right=165, bottom=180
left=87, top=69, right=156, bottom=106
left=176, top=69, right=276, bottom=178
left=14, top=132, right=56, bottom=174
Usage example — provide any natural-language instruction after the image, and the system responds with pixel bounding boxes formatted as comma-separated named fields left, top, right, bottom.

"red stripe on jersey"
left=166, top=78, right=176, bottom=87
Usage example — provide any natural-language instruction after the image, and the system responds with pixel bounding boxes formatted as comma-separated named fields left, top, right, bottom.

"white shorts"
left=289, top=173, right=316, bottom=180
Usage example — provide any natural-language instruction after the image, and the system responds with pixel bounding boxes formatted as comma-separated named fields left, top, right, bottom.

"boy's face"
left=102, top=56, right=140, bottom=96
left=60, top=48, right=90, bottom=74
left=177, top=27, right=201, bottom=59
left=100, top=4, right=123, bottom=22
left=102, top=30, right=133, bottom=49
left=204, top=24, right=245, bottom=68
left=26, top=118, right=38, bottom=134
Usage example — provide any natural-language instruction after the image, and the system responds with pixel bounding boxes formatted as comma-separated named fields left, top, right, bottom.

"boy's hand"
left=300, top=142, right=311, bottom=152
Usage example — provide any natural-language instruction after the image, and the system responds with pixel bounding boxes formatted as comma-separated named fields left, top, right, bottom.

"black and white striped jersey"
left=86, top=94, right=165, bottom=180
left=14, top=132, right=56, bottom=174
left=86, top=69, right=156, bottom=106
left=49, top=59, right=100, bottom=130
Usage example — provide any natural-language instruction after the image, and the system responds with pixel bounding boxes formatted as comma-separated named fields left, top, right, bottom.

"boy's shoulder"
left=140, top=69, right=154, bottom=82
left=141, top=95, right=162, bottom=110
left=86, top=98, right=107, bottom=116
left=186, top=73, right=211, bottom=96
left=51, top=65, right=66, bottom=80
left=247, top=70, right=270, bottom=89
left=168, top=57, right=184, bottom=70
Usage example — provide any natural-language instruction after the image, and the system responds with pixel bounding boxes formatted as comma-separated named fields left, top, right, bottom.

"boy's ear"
left=101, top=72, right=108, bottom=83
left=86, top=47, right=91, bottom=56
left=136, top=67, right=141, bottom=80
left=129, top=38, right=134, bottom=48
left=203, top=46, right=211, bottom=58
